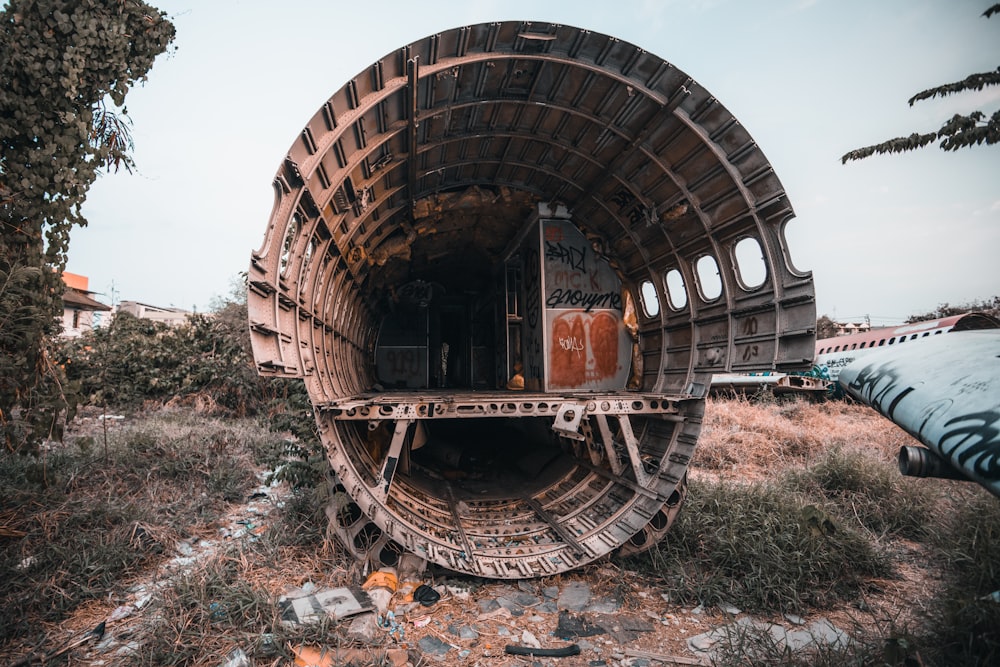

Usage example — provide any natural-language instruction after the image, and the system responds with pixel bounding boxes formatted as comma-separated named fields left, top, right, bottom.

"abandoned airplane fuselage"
left=248, top=22, right=816, bottom=578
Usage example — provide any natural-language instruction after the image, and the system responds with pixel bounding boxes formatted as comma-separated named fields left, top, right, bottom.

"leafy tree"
left=815, top=315, right=839, bottom=340
left=0, top=1, right=175, bottom=451
left=841, top=5, right=999, bottom=162
left=905, top=296, right=1000, bottom=323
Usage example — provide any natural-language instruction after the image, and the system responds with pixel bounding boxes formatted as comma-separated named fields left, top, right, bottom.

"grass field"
left=1, top=396, right=998, bottom=665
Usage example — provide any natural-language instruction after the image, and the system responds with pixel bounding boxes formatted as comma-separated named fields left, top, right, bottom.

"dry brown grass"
left=694, top=396, right=915, bottom=478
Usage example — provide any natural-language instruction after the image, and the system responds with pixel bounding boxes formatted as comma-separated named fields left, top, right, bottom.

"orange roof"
left=62, top=271, right=89, bottom=291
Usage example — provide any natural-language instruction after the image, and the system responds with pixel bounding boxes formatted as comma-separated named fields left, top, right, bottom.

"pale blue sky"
left=68, top=0, right=999, bottom=325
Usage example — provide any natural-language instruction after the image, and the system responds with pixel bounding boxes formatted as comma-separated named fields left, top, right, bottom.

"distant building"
left=833, top=321, right=870, bottom=337
left=118, top=300, right=192, bottom=327
left=60, top=272, right=111, bottom=337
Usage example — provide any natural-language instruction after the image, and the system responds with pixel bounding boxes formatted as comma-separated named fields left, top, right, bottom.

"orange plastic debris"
left=293, top=645, right=409, bottom=667
left=292, top=645, right=335, bottom=667
left=362, top=568, right=398, bottom=592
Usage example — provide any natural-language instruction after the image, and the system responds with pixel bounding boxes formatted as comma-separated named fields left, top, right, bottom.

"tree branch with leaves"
left=841, top=4, right=999, bottom=162
left=0, top=0, right=175, bottom=451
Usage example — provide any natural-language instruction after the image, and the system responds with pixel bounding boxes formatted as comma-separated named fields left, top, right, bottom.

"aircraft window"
left=888, top=338, right=895, bottom=344
left=834, top=345, right=840, bottom=352
left=860, top=342, right=866, bottom=348
left=898, top=337, right=905, bottom=343
left=934, top=330, right=943, bottom=335
left=695, top=255, right=723, bottom=301
left=910, top=334, right=918, bottom=340
left=851, top=343, right=857, bottom=350
left=878, top=339, right=885, bottom=346
left=279, top=213, right=301, bottom=276
left=639, top=280, right=660, bottom=318
left=734, top=237, right=767, bottom=289
left=922, top=332, right=930, bottom=337
left=664, top=269, right=688, bottom=310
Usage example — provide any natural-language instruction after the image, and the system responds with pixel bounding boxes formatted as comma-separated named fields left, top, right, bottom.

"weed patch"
left=619, top=478, right=892, bottom=613
left=0, top=409, right=288, bottom=648
left=781, top=447, right=943, bottom=540
left=918, top=489, right=1000, bottom=665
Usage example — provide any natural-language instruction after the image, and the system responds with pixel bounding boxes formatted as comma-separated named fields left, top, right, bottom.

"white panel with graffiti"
left=541, top=219, right=631, bottom=391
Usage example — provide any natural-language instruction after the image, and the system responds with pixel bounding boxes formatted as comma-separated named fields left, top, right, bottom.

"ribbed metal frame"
left=248, top=22, right=815, bottom=578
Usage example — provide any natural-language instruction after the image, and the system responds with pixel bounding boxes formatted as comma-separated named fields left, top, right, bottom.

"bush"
left=58, top=301, right=309, bottom=419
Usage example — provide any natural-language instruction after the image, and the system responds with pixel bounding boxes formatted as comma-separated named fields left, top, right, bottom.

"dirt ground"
left=3, top=398, right=951, bottom=666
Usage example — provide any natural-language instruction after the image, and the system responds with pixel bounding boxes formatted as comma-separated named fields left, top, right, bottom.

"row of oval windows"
left=817, top=330, right=942, bottom=354
left=638, top=237, right=768, bottom=317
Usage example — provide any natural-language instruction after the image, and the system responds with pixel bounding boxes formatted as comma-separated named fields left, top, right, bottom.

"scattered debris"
left=413, top=583, right=440, bottom=606
left=504, top=642, right=582, bottom=657
left=219, top=647, right=250, bottom=667
left=718, top=602, right=742, bottom=616
left=558, top=581, right=592, bottom=611
left=623, top=648, right=706, bottom=665
left=278, top=585, right=374, bottom=624
left=520, top=629, right=542, bottom=648
left=687, top=616, right=849, bottom=662
left=448, top=623, right=479, bottom=640
left=291, top=645, right=409, bottom=667
left=557, top=611, right=606, bottom=638
left=417, top=635, right=453, bottom=656
left=362, top=567, right=398, bottom=614
left=554, top=609, right=655, bottom=644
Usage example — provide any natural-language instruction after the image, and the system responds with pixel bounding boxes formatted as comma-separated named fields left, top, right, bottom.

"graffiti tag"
left=941, top=409, right=1000, bottom=480
left=546, top=289, right=622, bottom=312
left=558, top=335, right=586, bottom=357
left=545, top=241, right=586, bottom=272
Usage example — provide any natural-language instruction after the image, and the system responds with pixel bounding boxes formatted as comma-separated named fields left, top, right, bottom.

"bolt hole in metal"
left=248, top=22, right=815, bottom=577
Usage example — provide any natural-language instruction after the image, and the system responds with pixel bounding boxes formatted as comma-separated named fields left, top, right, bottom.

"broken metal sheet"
left=278, top=586, right=374, bottom=625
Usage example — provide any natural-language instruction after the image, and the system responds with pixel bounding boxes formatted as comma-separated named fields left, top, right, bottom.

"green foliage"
left=841, top=6, right=999, bottom=162
left=0, top=261, right=77, bottom=449
left=0, top=0, right=175, bottom=452
left=57, top=297, right=330, bottom=485
left=815, top=314, right=838, bottom=340
left=264, top=381, right=329, bottom=489
left=61, top=304, right=278, bottom=416
left=619, top=478, right=891, bottom=613
left=781, top=447, right=942, bottom=540
left=920, top=490, right=1000, bottom=665
left=905, top=296, right=1000, bottom=323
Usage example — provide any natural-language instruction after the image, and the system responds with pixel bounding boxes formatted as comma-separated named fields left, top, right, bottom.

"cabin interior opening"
left=402, top=417, right=573, bottom=500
